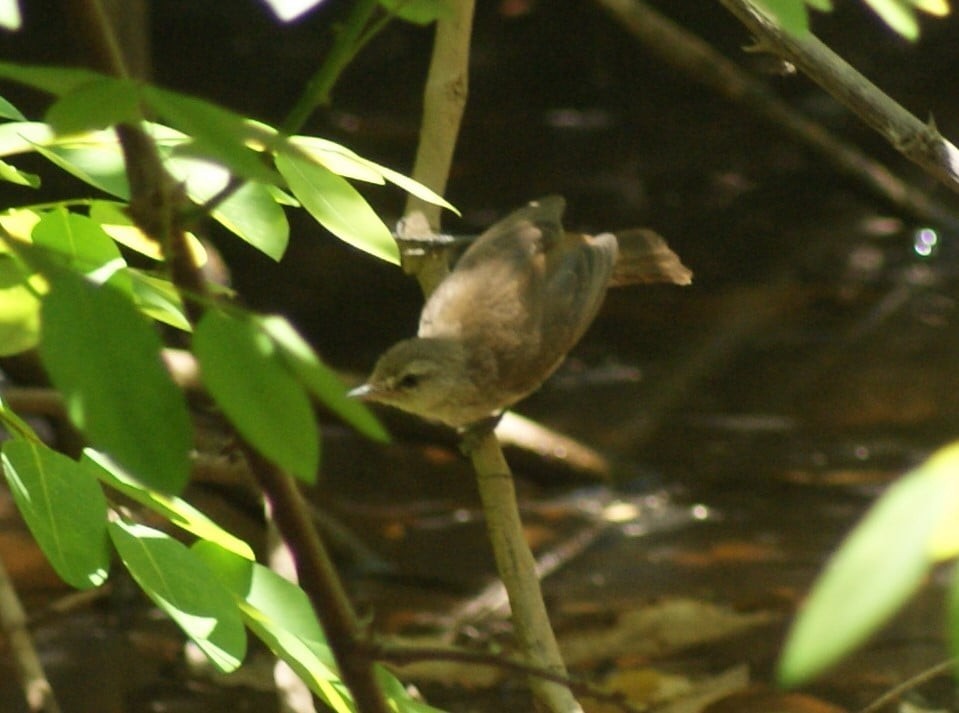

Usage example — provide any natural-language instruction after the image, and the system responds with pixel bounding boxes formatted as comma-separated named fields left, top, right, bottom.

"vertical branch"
left=401, top=6, right=582, bottom=711
left=403, top=1, right=475, bottom=295
left=0, top=556, right=62, bottom=713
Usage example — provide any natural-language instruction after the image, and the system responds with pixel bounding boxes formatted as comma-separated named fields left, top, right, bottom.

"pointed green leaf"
left=39, top=271, right=192, bottom=493
left=84, top=449, right=254, bottom=560
left=778, top=444, right=959, bottom=686
left=1, top=439, right=109, bottom=589
left=0, top=95, right=24, bottom=121
left=141, top=86, right=280, bottom=185
left=0, top=62, right=107, bottom=95
left=259, top=315, right=388, bottom=442
left=753, top=0, right=810, bottom=34
left=194, top=310, right=319, bottom=483
left=865, top=0, right=919, bottom=38
left=45, top=78, right=143, bottom=135
left=0, top=252, right=41, bottom=355
left=0, top=1, right=21, bottom=31
left=0, top=158, right=38, bottom=187
left=165, top=156, right=289, bottom=260
left=109, top=518, right=246, bottom=672
left=32, top=208, right=128, bottom=286
left=276, top=150, right=398, bottom=264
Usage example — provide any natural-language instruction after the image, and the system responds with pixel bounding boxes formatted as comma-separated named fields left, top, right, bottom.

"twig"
left=367, top=640, right=646, bottom=713
left=0, top=555, right=62, bottom=713
left=595, top=0, right=959, bottom=230
left=856, top=658, right=956, bottom=713
left=719, top=0, right=959, bottom=202
left=401, top=1, right=474, bottom=295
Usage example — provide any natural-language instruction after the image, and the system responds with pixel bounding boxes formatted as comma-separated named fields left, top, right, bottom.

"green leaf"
left=165, top=156, right=289, bottom=260
left=33, top=139, right=130, bottom=199
left=128, top=270, right=191, bottom=330
left=109, top=518, right=247, bottom=672
left=0, top=157, right=39, bottom=187
left=0, top=94, right=24, bottom=121
left=0, top=1, right=22, bottom=31
left=753, top=0, right=810, bottom=34
left=39, top=271, right=192, bottom=493
left=778, top=444, right=959, bottom=686
left=260, top=315, right=388, bottom=442
left=865, top=0, right=919, bottom=38
left=275, top=150, right=399, bottom=264
left=0, top=62, right=107, bottom=95
left=379, top=0, right=447, bottom=25
left=289, top=135, right=458, bottom=215
left=1, top=439, right=109, bottom=589
left=0, top=253, right=41, bottom=355
left=0, top=121, right=54, bottom=157
left=83, top=450, right=254, bottom=560
left=194, top=309, right=319, bottom=483
left=141, top=86, right=280, bottom=185
left=45, top=78, right=143, bottom=135
left=31, top=208, right=128, bottom=286
left=193, top=541, right=353, bottom=711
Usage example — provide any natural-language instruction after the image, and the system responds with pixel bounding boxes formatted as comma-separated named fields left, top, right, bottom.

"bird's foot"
left=458, top=413, right=504, bottom=455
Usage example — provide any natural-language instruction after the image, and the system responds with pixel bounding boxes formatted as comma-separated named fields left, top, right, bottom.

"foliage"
left=779, top=442, right=959, bottom=686
left=755, top=0, right=949, bottom=40
left=0, top=30, right=448, bottom=713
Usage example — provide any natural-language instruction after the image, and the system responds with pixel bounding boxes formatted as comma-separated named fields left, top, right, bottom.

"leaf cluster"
left=0, top=56, right=452, bottom=711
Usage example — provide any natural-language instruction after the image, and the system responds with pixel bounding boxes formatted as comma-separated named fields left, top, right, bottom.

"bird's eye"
left=397, top=373, right=420, bottom=390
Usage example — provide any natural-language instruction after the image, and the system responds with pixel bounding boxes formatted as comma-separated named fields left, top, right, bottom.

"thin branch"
left=856, top=658, right=956, bottom=713
left=0, top=556, right=61, bottom=713
left=399, top=4, right=582, bottom=711
left=281, top=0, right=381, bottom=135
left=367, top=640, right=646, bottom=713
left=596, top=0, right=959, bottom=230
left=720, top=0, right=959, bottom=203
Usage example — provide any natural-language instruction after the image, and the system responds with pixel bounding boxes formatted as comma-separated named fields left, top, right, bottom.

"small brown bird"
left=350, top=196, right=691, bottom=428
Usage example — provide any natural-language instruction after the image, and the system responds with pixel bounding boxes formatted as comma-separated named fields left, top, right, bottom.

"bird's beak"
left=347, top=383, right=373, bottom=400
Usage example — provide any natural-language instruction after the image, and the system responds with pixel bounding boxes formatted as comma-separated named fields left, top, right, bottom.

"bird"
left=349, top=196, right=691, bottom=429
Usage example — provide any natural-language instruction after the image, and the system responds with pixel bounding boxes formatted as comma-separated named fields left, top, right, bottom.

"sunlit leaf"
left=45, top=78, right=142, bottom=134
left=194, top=309, right=319, bottom=483
left=31, top=208, right=129, bottom=287
left=109, top=518, right=247, bottom=672
left=864, top=0, right=919, bottom=38
left=141, top=86, right=280, bottom=185
left=128, top=270, right=191, bottom=330
left=275, top=150, right=398, bottom=264
left=0, top=157, right=39, bottom=187
left=778, top=444, right=959, bottom=686
left=0, top=0, right=21, bottom=31
left=39, top=271, right=192, bottom=493
left=165, top=156, right=288, bottom=260
left=192, top=541, right=352, bottom=710
left=259, top=315, right=388, bottom=442
left=913, top=0, right=949, bottom=16
left=289, top=135, right=458, bottom=214
left=0, top=253, right=41, bottom=355
left=84, top=450, right=254, bottom=560
left=1, top=439, right=109, bottom=589
left=261, top=0, right=327, bottom=22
